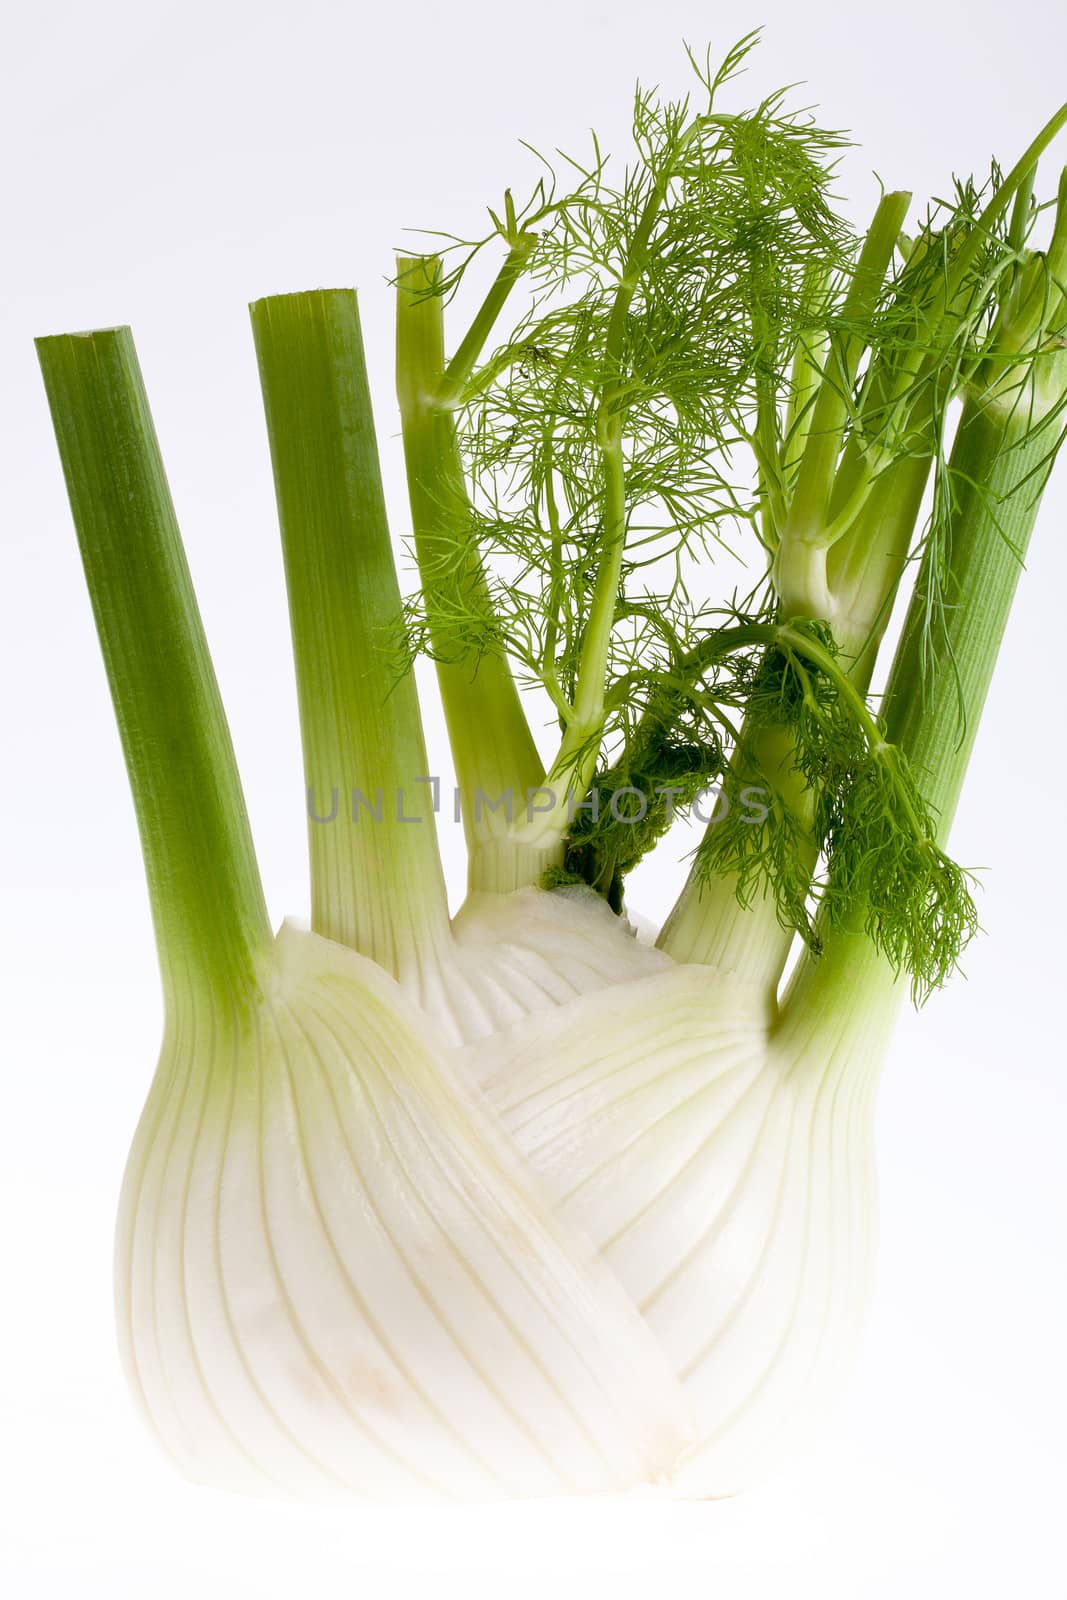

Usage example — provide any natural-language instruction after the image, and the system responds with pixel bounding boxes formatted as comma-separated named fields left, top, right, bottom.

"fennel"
left=36, top=35, right=1067, bottom=1500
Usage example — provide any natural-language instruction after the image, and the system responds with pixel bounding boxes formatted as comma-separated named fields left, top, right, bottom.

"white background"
left=2, top=1, right=1065, bottom=1594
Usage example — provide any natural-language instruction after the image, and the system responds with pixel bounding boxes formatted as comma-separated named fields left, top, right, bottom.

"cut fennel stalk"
left=36, top=38, right=1067, bottom=1502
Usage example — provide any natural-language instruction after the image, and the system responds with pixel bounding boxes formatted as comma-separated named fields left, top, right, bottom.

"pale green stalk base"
left=777, top=903, right=905, bottom=1056
left=468, top=839, right=564, bottom=896
left=656, top=884, right=794, bottom=1013
left=657, top=724, right=811, bottom=1007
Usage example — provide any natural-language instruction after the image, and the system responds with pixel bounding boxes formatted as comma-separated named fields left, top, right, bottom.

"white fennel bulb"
left=468, top=949, right=897, bottom=1494
left=407, top=885, right=672, bottom=1046
left=117, top=920, right=691, bottom=1501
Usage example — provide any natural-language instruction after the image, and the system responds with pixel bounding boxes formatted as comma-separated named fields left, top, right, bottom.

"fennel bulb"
left=470, top=949, right=891, bottom=1494
left=422, top=885, right=671, bottom=1045
left=118, top=919, right=689, bottom=1500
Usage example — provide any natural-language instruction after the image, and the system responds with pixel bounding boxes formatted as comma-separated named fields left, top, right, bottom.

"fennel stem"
left=395, top=256, right=549, bottom=895
left=775, top=189, right=913, bottom=615
left=37, top=327, right=271, bottom=1010
left=784, top=384, right=1065, bottom=1024
left=881, top=395, right=1060, bottom=837
left=252, top=289, right=451, bottom=975
left=655, top=723, right=807, bottom=1012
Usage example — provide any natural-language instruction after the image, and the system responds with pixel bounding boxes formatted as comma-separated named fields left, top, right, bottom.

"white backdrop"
left=1, top=1, right=1064, bottom=1594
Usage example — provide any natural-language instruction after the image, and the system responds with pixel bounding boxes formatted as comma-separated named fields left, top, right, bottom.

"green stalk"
left=873, top=106, right=1067, bottom=440
left=825, top=451, right=933, bottom=678
left=395, top=256, right=547, bottom=895
left=881, top=393, right=1060, bottom=834
left=784, top=377, right=1065, bottom=1023
left=251, top=290, right=450, bottom=975
left=526, top=419, right=626, bottom=853
left=772, top=901, right=900, bottom=1062
left=37, top=327, right=271, bottom=1011
left=659, top=453, right=933, bottom=995
left=437, top=233, right=537, bottom=406
left=775, top=190, right=912, bottom=619
left=660, top=198, right=922, bottom=992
